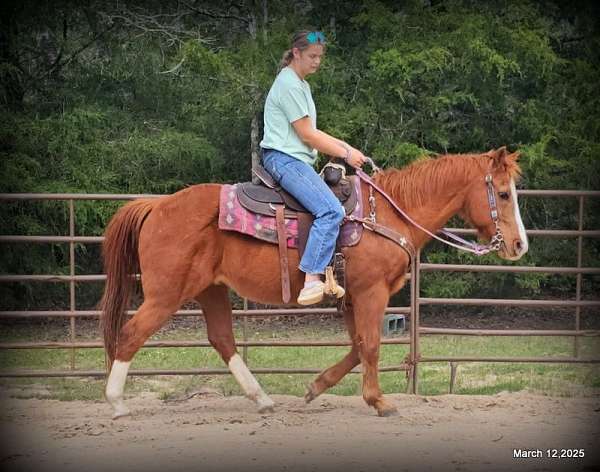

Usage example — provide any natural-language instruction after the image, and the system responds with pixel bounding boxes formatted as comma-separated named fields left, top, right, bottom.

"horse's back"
left=138, top=183, right=222, bottom=251
left=149, top=183, right=222, bottom=221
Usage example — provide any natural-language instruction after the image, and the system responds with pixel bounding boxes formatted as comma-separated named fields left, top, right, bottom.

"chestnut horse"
left=101, top=147, right=528, bottom=419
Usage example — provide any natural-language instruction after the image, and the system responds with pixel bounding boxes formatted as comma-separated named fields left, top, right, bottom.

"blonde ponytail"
left=278, top=49, right=294, bottom=71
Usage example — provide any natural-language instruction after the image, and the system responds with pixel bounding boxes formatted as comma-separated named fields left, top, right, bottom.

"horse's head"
left=461, top=147, right=529, bottom=261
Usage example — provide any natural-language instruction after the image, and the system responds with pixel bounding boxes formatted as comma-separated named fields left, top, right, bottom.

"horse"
left=100, top=146, right=528, bottom=419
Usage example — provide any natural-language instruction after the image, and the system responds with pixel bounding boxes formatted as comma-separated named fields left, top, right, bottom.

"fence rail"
left=1, top=190, right=599, bottom=394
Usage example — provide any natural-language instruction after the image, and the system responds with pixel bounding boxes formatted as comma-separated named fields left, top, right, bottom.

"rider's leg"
left=262, top=150, right=344, bottom=304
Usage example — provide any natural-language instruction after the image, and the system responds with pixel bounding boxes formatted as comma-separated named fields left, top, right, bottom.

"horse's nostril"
left=514, top=240, right=523, bottom=253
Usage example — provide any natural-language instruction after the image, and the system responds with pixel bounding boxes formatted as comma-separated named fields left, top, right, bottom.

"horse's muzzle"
left=499, top=238, right=528, bottom=261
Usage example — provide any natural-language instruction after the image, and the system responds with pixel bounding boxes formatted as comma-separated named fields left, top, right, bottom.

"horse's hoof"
left=304, top=384, right=319, bottom=404
left=111, top=408, right=131, bottom=420
left=377, top=407, right=398, bottom=417
left=257, top=398, right=275, bottom=414
left=376, top=405, right=398, bottom=417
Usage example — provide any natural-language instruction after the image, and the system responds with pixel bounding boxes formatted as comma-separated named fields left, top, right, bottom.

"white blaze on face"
left=510, top=179, right=528, bottom=256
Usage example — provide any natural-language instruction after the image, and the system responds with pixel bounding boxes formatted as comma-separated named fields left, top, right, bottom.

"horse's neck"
left=377, top=165, right=474, bottom=249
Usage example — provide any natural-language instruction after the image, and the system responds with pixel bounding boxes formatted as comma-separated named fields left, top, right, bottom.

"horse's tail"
left=100, top=198, right=155, bottom=369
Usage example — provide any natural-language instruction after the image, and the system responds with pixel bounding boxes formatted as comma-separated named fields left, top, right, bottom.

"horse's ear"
left=487, top=146, right=509, bottom=171
left=488, top=148, right=520, bottom=176
left=486, top=146, right=508, bottom=158
left=507, top=151, right=520, bottom=163
left=506, top=151, right=522, bottom=178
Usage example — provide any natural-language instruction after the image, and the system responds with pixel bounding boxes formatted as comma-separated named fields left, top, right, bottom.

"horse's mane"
left=374, top=153, right=520, bottom=208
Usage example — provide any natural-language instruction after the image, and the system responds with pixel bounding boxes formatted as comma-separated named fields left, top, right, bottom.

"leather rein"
left=345, top=158, right=504, bottom=257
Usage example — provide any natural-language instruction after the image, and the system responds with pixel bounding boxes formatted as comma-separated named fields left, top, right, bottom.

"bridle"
left=348, top=158, right=505, bottom=256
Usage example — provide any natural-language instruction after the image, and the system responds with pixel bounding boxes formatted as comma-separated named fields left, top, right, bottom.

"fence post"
left=409, top=250, right=421, bottom=394
left=574, top=196, right=584, bottom=358
left=242, top=298, right=249, bottom=363
left=69, top=200, right=76, bottom=371
left=449, top=362, right=458, bottom=393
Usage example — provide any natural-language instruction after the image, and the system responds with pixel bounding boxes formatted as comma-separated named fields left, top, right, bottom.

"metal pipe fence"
left=1, top=190, right=599, bottom=393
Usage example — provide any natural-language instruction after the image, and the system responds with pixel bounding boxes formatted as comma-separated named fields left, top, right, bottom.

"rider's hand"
left=345, top=147, right=367, bottom=169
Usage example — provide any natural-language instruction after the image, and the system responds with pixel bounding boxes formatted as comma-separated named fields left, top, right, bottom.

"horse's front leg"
left=354, top=284, right=398, bottom=417
left=305, top=302, right=360, bottom=402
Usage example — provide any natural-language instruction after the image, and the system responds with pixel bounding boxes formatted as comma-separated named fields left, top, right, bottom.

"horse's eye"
left=498, top=192, right=510, bottom=200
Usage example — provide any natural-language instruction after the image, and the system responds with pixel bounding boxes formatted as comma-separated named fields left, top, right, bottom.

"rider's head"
left=279, top=31, right=326, bottom=78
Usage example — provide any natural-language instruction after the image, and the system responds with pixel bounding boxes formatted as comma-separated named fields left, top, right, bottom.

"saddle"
left=236, top=160, right=359, bottom=304
left=237, top=164, right=358, bottom=218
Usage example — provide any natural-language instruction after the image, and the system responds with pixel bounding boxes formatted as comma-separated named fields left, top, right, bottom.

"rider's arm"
left=292, top=117, right=365, bottom=168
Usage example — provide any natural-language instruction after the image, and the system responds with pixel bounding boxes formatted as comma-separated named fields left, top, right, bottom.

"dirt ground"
left=0, top=390, right=598, bottom=472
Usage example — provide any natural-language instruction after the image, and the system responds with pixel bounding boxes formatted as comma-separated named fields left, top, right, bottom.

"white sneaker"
left=297, top=281, right=325, bottom=305
left=297, top=281, right=345, bottom=305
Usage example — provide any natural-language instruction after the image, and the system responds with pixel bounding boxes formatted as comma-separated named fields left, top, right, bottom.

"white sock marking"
left=106, top=360, right=131, bottom=418
left=228, top=354, right=274, bottom=411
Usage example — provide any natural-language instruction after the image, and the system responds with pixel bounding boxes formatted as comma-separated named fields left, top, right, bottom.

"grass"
left=0, top=323, right=598, bottom=402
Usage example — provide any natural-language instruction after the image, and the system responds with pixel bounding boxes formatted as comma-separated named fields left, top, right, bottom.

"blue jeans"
left=262, top=149, right=345, bottom=275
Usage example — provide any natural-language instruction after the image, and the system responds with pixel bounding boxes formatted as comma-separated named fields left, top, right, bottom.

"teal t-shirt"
left=260, top=66, right=317, bottom=165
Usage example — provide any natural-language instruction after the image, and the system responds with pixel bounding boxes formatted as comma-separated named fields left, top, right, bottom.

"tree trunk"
left=0, top=5, right=24, bottom=110
left=251, top=111, right=261, bottom=184
left=262, top=0, right=268, bottom=42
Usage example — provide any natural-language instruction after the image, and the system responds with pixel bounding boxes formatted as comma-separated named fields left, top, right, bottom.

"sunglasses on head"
left=306, top=31, right=326, bottom=44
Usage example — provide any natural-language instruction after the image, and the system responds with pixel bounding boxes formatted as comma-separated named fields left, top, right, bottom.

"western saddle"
left=236, top=160, right=358, bottom=304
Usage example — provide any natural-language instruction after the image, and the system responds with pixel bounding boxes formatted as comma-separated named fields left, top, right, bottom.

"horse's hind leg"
left=196, top=285, right=275, bottom=413
left=106, top=297, right=180, bottom=419
left=305, top=303, right=360, bottom=403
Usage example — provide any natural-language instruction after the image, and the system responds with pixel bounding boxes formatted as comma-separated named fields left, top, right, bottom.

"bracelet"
left=341, top=144, right=351, bottom=161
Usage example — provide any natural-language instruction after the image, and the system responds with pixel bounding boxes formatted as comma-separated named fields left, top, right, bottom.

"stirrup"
left=324, top=266, right=345, bottom=298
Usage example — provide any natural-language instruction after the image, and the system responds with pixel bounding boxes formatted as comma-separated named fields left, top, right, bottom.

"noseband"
left=350, top=159, right=504, bottom=256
